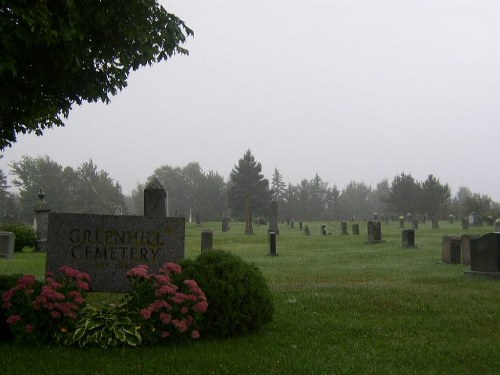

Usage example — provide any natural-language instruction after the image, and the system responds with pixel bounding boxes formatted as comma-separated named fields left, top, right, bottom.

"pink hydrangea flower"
left=6, top=314, right=22, bottom=325
left=191, top=330, right=200, bottom=339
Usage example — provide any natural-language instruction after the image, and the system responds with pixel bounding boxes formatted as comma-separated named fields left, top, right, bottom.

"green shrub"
left=177, top=250, right=274, bottom=338
left=0, top=222, right=36, bottom=252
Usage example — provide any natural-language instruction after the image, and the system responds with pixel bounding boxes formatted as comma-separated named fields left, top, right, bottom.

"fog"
left=2, top=0, right=500, bottom=199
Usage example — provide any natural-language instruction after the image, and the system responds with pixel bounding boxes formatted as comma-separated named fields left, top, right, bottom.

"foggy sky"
left=2, top=0, right=500, bottom=200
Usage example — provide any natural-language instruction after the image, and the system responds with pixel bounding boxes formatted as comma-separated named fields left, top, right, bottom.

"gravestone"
left=299, top=221, right=303, bottom=230
left=244, top=197, right=254, bottom=235
left=460, top=234, right=481, bottom=266
left=46, top=213, right=185, bottom=292
left=402, top=229, right=416, bottom=248
left=143, top=178, right=167, bottom=217
left=352, top=223, right=360, bottom=235
left=432, top=219, right=439, bottom=229
left=0, top=232, right=15, bottom=259
left=462, top=218, right=469, bottom=230
left=268, top=232, right=277, bottom=256
left=201, top=229, right=213, bottom=252
left=222, top=218, right=229, bottom=232
left=466, top=233, right=500, bottom=278
left=367, top=221, right=384, bottom=244
left=412, top=220, right=419, bottom=230
left=340, top=221, right=348, bottom=235
left=268, top=201, right=279, bottom=234
left=304, top=225, right=311, bottom=236
left=290, top=220, right=294, bottom=229
left=399, top=217, right=405, bottom=228
left=34, top=189, right=51, bottom=252
left=495, top=220, right=500, bottom=232
left=441, top=235, right=461, bottom=264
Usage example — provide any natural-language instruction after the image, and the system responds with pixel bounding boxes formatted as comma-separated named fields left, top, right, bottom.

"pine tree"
left=227, top=150, right=270, bottom=220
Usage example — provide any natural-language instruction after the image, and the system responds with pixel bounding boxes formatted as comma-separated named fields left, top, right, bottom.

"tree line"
left=1, top=151, right=499, bottom=224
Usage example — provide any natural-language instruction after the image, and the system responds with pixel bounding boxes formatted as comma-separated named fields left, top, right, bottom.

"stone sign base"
left=464, top=271, right=500, bottom=280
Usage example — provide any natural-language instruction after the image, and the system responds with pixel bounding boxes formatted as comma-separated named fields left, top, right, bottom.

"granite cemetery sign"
left=46, top=213, right=185, bottom=292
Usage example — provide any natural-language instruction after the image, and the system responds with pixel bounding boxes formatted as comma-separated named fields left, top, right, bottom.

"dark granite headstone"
left=352, top=223, right=359, bottom=235
left=469, top=233, right=500, bottom=272
left=201, top=229, right=213, bottom=252
left=402, top=229, right=415, bottom=248
left=143, top=178, right=166, bottom=217
left=299, top=221, right=303, bottom=230
left=442, top=235, right=461, bottom=264
left=46, top=213, right=185, bottom=292
left=367, top=221, right=383, bottom=243
left=340, top=221, right=348, bottom=235
left=269, top=231, right=277, bottom=256
left=304, top=225, right=311, bottom=236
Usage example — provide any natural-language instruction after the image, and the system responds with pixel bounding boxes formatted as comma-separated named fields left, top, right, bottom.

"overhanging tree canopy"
left=0, top=0, right=193, bottom=149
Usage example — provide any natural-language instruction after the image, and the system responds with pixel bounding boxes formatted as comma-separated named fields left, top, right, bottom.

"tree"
left=337, top=181, right=372, bottom=220
left=9, top=155, right=125, bottom=221
left=270, top=168, right=286, bottom=205
left=72, top=160, right=126, bottom=214
left=0, top=1, right=193, bottom=149
left=146, top=162, right=226, bottom=220
left=420, top=174, right=450, bottom=218
left=227, top=150, right=270, bottom=220
left=385, top=173, right=421, bottom=215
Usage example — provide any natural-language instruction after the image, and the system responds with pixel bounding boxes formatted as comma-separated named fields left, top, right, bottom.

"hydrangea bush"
left=1, top=266, right=90, bottom=344
left=123, top=262, right=208, bottom=344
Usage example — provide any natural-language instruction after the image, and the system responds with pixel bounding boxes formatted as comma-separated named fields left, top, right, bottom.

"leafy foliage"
left=0, top=273, right=22, bottom=341
left=68, top=303, right=141, bottom=348
left=227, top=150, right=271, bottom=220
left=177, top=250, right=274, bottom=338
left=0, top=222, right=36, bottom=252
left=0, top=0, right=193, bottom=149
left=9, top=155, right=126, bottom=221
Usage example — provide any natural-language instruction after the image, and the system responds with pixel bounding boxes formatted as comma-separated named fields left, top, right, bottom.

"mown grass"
left=1, top=220, right=499, bottom=374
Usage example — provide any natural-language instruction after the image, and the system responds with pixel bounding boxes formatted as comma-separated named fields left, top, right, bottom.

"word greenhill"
left=69, top=228, right=169, bottom=261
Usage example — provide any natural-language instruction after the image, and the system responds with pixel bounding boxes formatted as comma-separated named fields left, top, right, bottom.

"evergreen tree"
left=227, top=150, right=270, bottom=220
left=270, top=168, right=286, bottom=205
left=420, top=174, right=451, bottom=218
left=386, top=173, right=421, bottom=215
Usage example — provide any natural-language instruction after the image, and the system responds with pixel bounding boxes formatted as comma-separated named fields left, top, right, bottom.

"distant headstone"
left=469, top=212, right=479, bottom=226
left=222, top=218, right=230, bottom=232
left=412, top=220, right=419, bottom=230
left=201, top=229, right=213, bottom=252
left=402, top=229, right=416, bottom=248
left=367, top=221, right=383, bottom=243
left=268, top=201, right=279, bottom=235
left=268, top=231, right=277, bottom=256
left=462, top=218, right=469, bottom=230
left=432, top=219, right=439, bottom=229
left=46, top=213, right=185, bottom=292
left=352, top=223, right=359, bottom=235
left=495, top=220, right=500, bottom=232
left=290, top=220, right=294, bottom=229
left=299, top=221, right=303, bottom=230
left=143, top=178, right=166, bottom=217
left=442, top=235, right=461, bottom=264
left=34, top=189, right=51, bottom=252
left=244, top=197, right=254, bottom=235
left=340, top=221, right=348, bottom=235
left=0, top=232, right=15, bottom=259
left=399, top=217, right=405, bottom=228
left=304, top=225, right=311, bottom=236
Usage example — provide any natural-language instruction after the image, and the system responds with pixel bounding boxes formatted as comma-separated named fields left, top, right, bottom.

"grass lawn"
left=1, top=219, right=499, bottom=374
